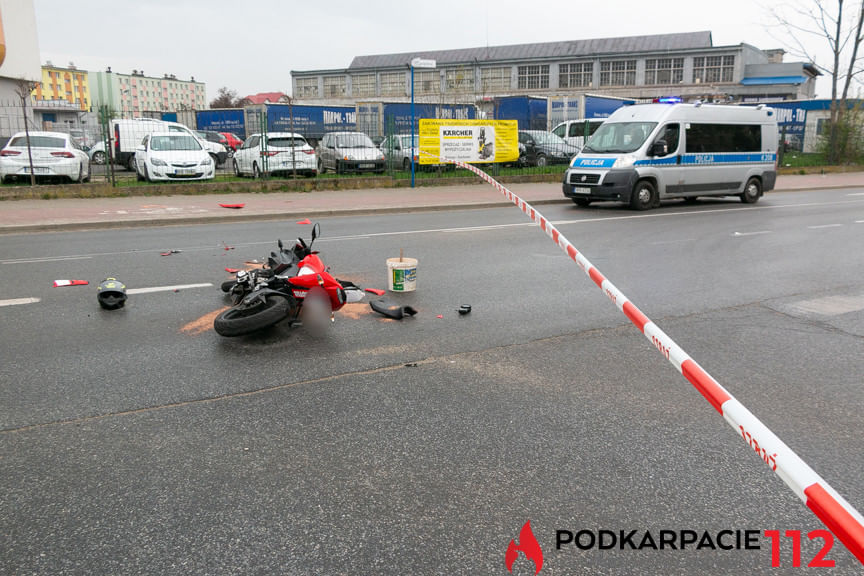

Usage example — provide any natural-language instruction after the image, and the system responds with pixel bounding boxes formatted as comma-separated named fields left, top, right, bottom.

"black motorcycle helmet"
left=97, top=277, right=127, bottom=310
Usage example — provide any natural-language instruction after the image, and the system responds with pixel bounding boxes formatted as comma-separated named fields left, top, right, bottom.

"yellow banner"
left=419, top=119, right=518, bottom=165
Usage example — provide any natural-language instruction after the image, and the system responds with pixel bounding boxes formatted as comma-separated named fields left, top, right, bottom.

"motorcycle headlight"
left=612, top=155, right=637, bottom=169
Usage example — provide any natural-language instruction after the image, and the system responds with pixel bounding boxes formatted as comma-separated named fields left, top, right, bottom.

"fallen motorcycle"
left=214, top=223, right=363, bottom=337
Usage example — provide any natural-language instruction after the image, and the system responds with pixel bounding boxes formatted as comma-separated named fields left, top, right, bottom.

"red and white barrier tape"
left=454, top=160, right=864, bottom=565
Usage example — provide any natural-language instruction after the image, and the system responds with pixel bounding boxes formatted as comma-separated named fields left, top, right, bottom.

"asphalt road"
left=1, top=189, right=863, bottom=574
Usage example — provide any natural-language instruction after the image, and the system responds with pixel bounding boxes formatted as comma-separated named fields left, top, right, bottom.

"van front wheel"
left=629, top=180, right=656, bottom=211
left=740, top=177, right=761, bottom=204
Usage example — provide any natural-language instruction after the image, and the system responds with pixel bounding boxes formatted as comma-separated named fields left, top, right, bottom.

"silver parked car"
left=379, top=134, right=449, bottom=171
left=317, top=132, right=385, bottom=174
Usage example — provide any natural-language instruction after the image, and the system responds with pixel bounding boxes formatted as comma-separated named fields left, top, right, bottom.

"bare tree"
left=769, top=0, right=864, bottom=163
left=14, top=78, right=39, bottom=186
left=210, top=87, right=240, bottom=109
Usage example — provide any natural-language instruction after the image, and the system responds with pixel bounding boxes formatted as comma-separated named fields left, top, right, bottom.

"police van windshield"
left=582, top=122, right=657, bottom=154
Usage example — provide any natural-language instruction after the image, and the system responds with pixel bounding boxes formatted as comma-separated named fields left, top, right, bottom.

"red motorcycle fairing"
left=287, top=253, right=346, bottom=311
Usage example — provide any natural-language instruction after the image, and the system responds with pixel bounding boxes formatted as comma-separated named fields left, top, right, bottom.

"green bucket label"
left=392, top=266, right=416, bottom=290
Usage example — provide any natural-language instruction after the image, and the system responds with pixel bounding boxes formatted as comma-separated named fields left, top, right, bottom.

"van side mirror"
left=650, top=140, right=668, bottom=156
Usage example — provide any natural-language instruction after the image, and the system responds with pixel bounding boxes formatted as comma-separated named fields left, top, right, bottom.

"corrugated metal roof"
left=349, top=31, right=713, bottom=69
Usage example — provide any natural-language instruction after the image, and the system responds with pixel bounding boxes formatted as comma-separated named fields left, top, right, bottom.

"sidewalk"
left=1, top=172, right=861, bottom=233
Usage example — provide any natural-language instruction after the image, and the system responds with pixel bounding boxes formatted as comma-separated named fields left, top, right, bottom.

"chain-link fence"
left=0, top=97, right=587, bottom=188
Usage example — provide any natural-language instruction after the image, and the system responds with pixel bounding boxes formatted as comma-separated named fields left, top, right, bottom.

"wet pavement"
left=0, top=171, right=861, bottom=233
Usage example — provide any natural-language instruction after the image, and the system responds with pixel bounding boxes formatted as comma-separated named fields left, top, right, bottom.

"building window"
left=323, top=76, right=347, bottom=97
left=380, top=72, right=406, bottom=96
left=352, top=74, right=376, bottom=97
left=445, top=68, right=474, bottom=92
left=559, top=62, right=593, bottom=88
left=295, top=77, right=319, bottom=98
left=415, top=70, right=440, bottom=94
left=599, top=60, right=636, bottom=86
left=693, top=55, right=735, bottom=83
left=480, top=67, right=511, bottom=92
left=518, top=65, right=549, bottom=90
left=645, top=58, right=684, bottom=85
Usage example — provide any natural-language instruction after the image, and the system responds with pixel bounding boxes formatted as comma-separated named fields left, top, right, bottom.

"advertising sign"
left=418, top=119, right=518, bottom=165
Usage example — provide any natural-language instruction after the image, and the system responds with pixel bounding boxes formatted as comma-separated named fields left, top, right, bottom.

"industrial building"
left=291, top=31, right=819, bottom=116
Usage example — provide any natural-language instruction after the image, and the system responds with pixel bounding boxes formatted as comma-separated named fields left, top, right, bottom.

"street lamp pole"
left=409, top=57, right=435, bottom=188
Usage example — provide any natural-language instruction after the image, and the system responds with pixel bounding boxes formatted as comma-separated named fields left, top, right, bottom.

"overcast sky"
left=33, top=0, right=840, bottom=100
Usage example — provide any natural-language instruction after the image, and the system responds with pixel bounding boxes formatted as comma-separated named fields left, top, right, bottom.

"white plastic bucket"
left=387, top=257, right=418, bottom=292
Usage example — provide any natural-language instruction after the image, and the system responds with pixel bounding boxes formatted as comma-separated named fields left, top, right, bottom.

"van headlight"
left=612, top=155, right=637, bottom=169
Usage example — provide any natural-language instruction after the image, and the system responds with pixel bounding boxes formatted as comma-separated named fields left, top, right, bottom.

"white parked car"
left=133, top=132, right=214, bottom=182
left=233, top=132, right=317, bottom=178
left=0, top=131, right=90, bottom=183
left=88, top=140, right=108, bottom=165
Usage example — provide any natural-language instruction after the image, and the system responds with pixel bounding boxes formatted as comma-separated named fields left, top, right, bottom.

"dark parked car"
left=518, top=130, right=580, bottom=167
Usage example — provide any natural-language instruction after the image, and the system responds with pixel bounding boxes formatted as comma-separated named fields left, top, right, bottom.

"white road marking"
left=126, top=283, right=212, bottom=295
left=4, top=195, right=864, bottom=264
left=847, top=193, right=864, bottom=196
left=0, top=297, right=40, bottom=307
left=807, top=224, right=842, bottom=229
left=2, top=255, right=93, bottom=264
left=733, top=231, right=772, bottom=237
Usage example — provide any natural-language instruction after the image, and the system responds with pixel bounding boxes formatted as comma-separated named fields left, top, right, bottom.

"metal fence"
left=0, top=97, right=591, bottom=188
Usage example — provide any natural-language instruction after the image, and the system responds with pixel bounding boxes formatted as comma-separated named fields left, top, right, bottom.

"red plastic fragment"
left=219, top=203, right=245, bottom=209
left=364, top=288, right=386, bottom=296
left=296, top=218, right=311, bottom=225
left=53, top=279, right=89, bottom=287
left=225, top=268, right=240, bottom=274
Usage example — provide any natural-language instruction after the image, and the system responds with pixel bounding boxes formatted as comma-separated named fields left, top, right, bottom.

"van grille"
left=568, top=173, right=601, bottom=185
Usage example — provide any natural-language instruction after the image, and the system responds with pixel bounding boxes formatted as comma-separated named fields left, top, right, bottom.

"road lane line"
left=0, top=297, right=40, bottom=307
left=808, top=224, right=843, bottom=229
left=2, top=255, right=93, bottom=264
left=127, top=283, right=212, bottom=295
left=733, top=231, right=772, bottom=237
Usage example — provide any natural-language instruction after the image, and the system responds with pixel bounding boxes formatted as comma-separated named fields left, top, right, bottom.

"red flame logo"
left=505, top=520, right=543, bottom=574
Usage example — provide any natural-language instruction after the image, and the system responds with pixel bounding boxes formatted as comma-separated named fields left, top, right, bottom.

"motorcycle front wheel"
left=214, top=295, right=291, bottom=337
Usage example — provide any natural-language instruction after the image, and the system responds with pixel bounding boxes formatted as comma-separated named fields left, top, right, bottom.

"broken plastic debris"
left=225, top=268, right=240, bottom=274
left=296, top=218, right=312, bottom=225
left=369, top=298, right=418, bottom=320
left=221, top=242, right=234, bottom=251
left=437, top=315, right=443, bottom=319
left=365, top=288, right=386, bottom=296
left=54, top=279, right=89, bottom=287
left=219, top=203, right=245, bottom=209
left=458, top=305, right=472, bottom=315
left=161, top=250, right=182, bottom=256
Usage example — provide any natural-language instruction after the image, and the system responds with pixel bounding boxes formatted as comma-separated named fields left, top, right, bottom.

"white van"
left=552, top=118, right=605, bottom=149
left=562, top=103, right=778, bottom=210
left=111, top=118, right=225, bottom=171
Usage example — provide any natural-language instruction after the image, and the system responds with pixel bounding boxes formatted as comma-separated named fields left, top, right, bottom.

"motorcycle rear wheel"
left=214, top=295, right=291, bottom=337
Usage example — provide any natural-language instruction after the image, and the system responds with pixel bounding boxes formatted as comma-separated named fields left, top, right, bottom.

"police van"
left=562, top=103, right=778, bottom=210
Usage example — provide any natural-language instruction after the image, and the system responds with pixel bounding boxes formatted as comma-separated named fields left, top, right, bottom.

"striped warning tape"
left=454, top=159, right=864, bottom=565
